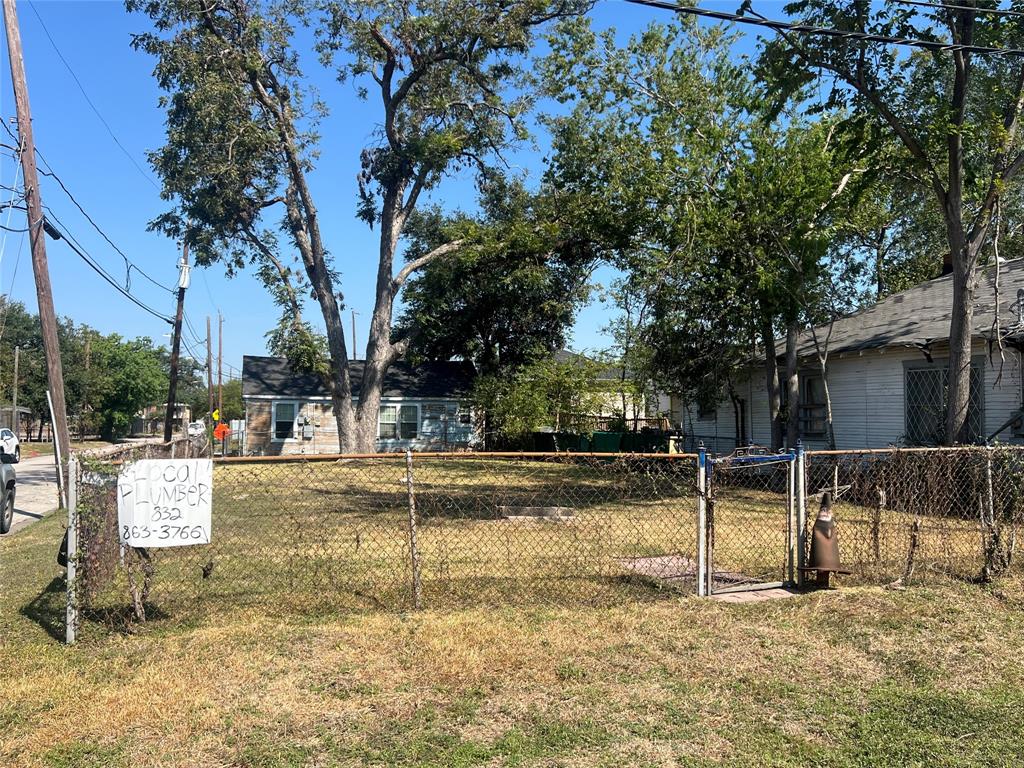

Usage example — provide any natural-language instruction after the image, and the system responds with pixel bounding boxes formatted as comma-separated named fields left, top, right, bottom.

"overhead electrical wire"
left=624, top=0, right=1024, bottom=56
left=892, top=0, right=1024, bottom=21
left=26, top=0, right=160, bottom=191
left=42, top=209, right=174, bottom=324
left=1, top=119, right=177, bottom=299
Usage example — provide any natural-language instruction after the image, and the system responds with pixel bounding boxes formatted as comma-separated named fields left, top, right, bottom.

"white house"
left=671, top=259, right=1024, bottom=452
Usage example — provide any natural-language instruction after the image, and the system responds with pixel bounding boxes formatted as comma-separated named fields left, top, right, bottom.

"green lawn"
left=3, top=494, right=1024, bottom=767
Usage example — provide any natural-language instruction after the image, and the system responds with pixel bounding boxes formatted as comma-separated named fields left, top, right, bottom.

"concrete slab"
left=709, top=587, right=800, bottom=603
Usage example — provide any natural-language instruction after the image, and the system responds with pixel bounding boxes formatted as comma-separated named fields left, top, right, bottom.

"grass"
left=3, top=512, right=1024, bottom=766
left=75, top=456, right=987, bottom=629
left=3, top=455, right=1018, bottom=766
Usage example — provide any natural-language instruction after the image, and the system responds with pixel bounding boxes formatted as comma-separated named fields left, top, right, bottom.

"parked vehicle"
left=187, top=421, right=206, bottom=437
left=0, top=428, right=20, bottom=462
left=0, top=449, right=17, bottom=534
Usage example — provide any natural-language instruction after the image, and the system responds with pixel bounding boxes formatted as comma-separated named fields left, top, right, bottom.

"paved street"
left=6, top=454, right=59, bottom=536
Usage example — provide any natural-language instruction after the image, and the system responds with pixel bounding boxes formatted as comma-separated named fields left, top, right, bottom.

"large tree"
left=397, top=176, right=603, bottom=376
left=128, top=0, right=589, bottom=452
left=759, top=0, right=1024, bottom=443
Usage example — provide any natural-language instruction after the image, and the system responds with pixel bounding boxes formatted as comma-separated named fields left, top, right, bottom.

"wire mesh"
left=72, top=452, right=699, bottom=636
left=707, top=455, right=793, bottom=592
left=69, top=446, right=1024, bottom=639
left=804, top=447, right=1024, bottom=584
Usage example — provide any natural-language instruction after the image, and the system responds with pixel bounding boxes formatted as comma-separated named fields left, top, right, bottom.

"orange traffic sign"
left=213, top=423, right=230, bottom=440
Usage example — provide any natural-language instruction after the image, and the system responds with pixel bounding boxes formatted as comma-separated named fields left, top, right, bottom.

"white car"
left=186, top=421, right=206, bottom=437
left=0, top=428, right=19, bottom=462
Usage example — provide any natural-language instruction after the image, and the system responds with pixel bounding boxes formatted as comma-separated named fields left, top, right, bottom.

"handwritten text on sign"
left=117, top=459, right=213, bottom=547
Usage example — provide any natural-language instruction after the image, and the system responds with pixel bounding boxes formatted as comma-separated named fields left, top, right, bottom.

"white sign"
left=117, top=459, right=213, bottom=547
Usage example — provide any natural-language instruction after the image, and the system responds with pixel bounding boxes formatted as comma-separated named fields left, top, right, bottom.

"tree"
left=90, top=335, right=168, bottom=439
left=128, top=0, right=590, bottom=452
left=542, top=16, right=868, bottom=449
left=472, top=355, right=604, bottom=447
left=397, top=176, right=599, bottom=376
left=759, top=0, right=1024, bottom=443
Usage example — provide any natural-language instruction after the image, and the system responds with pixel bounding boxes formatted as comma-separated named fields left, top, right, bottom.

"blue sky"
left=0, top=0, right=767, bottom=377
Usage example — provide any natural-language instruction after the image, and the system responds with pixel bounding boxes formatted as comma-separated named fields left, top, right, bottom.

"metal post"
left=65, top=455, right=78, bottom=644
left=405, top=450, right=423, bottom=609
left=696, top=443, right=707, bottom=597
left=787, top=444, right=797, bottom=586
left=796, top=441, right=807, bottom=588
left=47, top=390, right=65, bottom=509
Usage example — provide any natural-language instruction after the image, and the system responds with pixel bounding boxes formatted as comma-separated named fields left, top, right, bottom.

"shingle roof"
left=553, top=349, right=626, bottom=381
left=794, top=258, right=1024, bottom=357
left=242, top=356, right=476, bottom=399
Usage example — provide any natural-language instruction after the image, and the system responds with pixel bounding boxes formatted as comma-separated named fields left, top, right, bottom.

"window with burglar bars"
left=799, top=374, right=827, bottom=438
left=905, top=363, right=983, bottom=445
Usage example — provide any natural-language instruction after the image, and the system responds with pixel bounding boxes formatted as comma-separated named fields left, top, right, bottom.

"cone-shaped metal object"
left=803, top=492, right=851, bottom=586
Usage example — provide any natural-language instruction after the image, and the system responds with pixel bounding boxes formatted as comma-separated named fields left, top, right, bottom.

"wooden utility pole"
left=163, top=241, right=189, bottom=443
left=11, top=345, right=18, bottom=439
left=3, top=0, right=71, bottom=468
left=206, top=315, right=213, bottom=419
left=217, top=312, right=223, bottom=417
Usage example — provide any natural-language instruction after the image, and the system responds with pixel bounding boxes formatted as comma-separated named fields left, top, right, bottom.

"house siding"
left=672, top=342, right=1023, bottom=452
left=243, top=397, right=474, bottom=456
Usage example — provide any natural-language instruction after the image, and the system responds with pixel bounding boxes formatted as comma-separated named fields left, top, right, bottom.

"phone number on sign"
left=122, top=524, right=208, bottom=542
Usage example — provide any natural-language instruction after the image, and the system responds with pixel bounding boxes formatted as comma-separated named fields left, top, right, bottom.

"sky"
left=0, top=0, right=765, bottom=378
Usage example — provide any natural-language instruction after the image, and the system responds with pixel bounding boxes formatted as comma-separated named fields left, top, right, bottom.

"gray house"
left=673, top=259, right=1024, bottom=452
left=242, top=355, right=476, bottom=455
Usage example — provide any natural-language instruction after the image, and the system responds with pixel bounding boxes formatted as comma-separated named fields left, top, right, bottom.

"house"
left=132, top=403, right=192, bottom=437
left=672, top=259, right=1024, bottom=452
left=241, top=355, right=476, bottom=455
left=552, top=349, right=667, bottom=431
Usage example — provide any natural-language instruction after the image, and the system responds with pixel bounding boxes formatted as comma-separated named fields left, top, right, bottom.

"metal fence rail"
left=65, top=445, right=1024, bottom=642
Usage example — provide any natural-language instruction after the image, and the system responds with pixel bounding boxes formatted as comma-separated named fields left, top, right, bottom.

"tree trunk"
left=785, top=320, right=800, bottom=449
left=760, top=316, right=782, bottom=451
left=944, top=234, right=979, bottom=445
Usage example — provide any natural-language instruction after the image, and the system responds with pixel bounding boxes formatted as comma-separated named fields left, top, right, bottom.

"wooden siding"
left=244, top=397, right=474, bottom=456
left=671, top=342, right=1023, bottom=451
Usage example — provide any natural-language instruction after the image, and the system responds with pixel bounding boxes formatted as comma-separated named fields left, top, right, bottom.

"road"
left=7, top=454, right=59, bottom=535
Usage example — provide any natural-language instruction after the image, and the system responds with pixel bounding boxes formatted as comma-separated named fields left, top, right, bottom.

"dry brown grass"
left=3, top=517, right=1024, bottom=768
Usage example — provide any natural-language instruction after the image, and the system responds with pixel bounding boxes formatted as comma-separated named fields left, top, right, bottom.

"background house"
left=672, top=259, right=1024, bottom=452
left=242, top=355, right=476, bottom=455
left=132, top=403, right=192, bottom=437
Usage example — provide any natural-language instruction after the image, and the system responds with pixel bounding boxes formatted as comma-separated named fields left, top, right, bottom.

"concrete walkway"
left=6, top=454, right=59, bottom=535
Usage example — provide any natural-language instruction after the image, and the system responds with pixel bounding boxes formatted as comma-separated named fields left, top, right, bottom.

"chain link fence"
left=804, top=446, right=1024, bottom=584
left=69, top=452, right=700, bottom=638
left=64, top=445, right=1024, bottom=641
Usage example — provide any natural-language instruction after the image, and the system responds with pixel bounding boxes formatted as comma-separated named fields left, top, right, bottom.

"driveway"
left=6, top=454, right=59, bottom=535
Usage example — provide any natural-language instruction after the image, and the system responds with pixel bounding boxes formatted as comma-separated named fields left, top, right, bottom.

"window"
left=905, top=362, right=983, bottom=445
left=272, top=401, right=298, bottom=441
left=379, top=404, right=419, bottom=440
left=799, top=375, right=828, bottom=438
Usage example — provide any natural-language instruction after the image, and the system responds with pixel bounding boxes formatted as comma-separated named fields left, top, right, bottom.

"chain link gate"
left=697, top=445, right=804, bottom=596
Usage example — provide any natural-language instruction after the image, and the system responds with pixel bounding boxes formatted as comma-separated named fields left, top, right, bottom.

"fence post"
left=795, top=442, right=807, bottom=589
left=65, top=455, right=79, bottom=645
left=405, top=450, right=423, bottom=610
left=696, top=443, right=707, bottom=597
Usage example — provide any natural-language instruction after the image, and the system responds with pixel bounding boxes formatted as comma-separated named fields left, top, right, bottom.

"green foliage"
left=472, top=356, right=605, bottom=446
left=0, top=298, right=168, bottom=439
left=89, top=335, right=168, bottom=439
left=397, top=176, right=600, bottom=375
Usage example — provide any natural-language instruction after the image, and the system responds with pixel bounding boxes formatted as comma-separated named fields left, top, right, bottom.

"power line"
left=893, top=0, right=1024, bottom=21
left=624, top=0, right=1024, bottom=57
left=0, top=119, right=176, bottom=295
left=26, top=1, right=160, bottom=191
left=42, top=210, right=174, bottom=324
